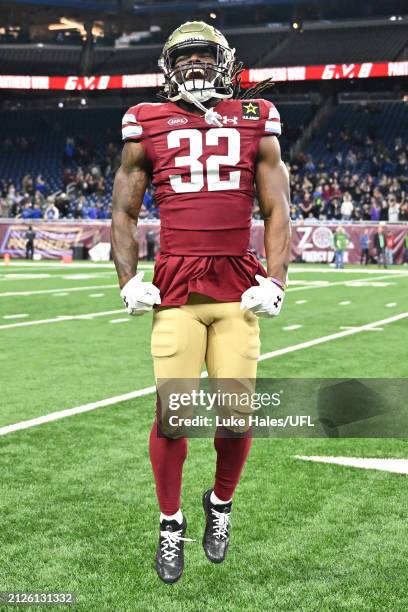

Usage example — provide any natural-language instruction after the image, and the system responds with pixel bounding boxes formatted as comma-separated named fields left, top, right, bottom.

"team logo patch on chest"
left=168, top=117, right=188, bottom=126
left=241, top=102, right=260, bottom=120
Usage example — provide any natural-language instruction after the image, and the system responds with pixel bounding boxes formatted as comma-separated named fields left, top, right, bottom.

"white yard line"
left=0, top=270, right=406, bottom=326
left=1, top=262, right=406, bottom=274
left=3, top=313, right=29, bottom=319
left=287, top=273, right=407, bottom=293
left=289, top=267, right=408, bottom=275
left=0, top=284, right=118, bottom=297
left=1, top=272, right=405, bottom=298
left=288, top=280, right=329, bottom=286
left=295, top=456, right=408, bottom=475
left=282, top=325, right=303, bottom=331
left=0, top=311, right=406, bottom=437
left=109, top=318, right=130, bottom=324
left=346, top=281, right=394, bottom=287
left=0, top=386, right=157, bottom=436
left=0, top=260, right=154, bottom=267
left=386, top=303, right=397, bottom=307
left=0, top=260, right=154, bottom=280
left=0, top=262, right=118, bottom=269
left=0, top=273, right=114, bottom=282
left=0, top=309, right=124, bottom=330
left=339, top=301, right=351, bottom=306
left=339, top=326, right=383, bottom=332
left=295, top=300, right=307, bottom=305
left=257, top=312, right=407, bottom=362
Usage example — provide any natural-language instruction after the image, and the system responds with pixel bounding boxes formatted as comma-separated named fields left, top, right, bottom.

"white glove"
left=120, top=271, right=161, bottom=316
left=240, top=274, right=285, bottom=318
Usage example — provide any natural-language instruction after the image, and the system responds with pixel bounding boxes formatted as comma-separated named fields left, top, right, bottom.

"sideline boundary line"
left=1, top=311, right=406, bottom=437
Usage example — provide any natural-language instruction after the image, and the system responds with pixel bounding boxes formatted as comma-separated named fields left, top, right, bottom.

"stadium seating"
left=0, top=45, right=81, bottom=76
left=271, top=101, right=316, bottom=155
left=1, top=100, right=406, bottom=220
left=226, top=31, right=286, bottom=67
left=0, top=101, right=315, bottom=192
left=93, top=46, right=160, bottom=75
left=308, top=101, right=408, bottom=171
left=0, top=108, right=123, bottom=205
left=264, top=25, right=408, bottom=67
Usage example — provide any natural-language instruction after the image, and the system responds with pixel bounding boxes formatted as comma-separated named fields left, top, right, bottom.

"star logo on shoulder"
left=243, top=103, right=257, bottom=114
left=242, top=101, right=260, bottom=120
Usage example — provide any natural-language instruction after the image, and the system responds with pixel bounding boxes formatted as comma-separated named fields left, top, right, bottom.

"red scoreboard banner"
left=0, top=61, right=407, bottom=90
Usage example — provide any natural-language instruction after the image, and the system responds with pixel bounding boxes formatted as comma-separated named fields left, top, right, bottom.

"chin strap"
left=179, top=89, right=223, bottom=127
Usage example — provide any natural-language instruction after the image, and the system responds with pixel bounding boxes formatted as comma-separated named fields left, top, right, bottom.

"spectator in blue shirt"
left=35, top=174, right=46, bottom=194
left=21, top=202, right=33, bottom=219
left=98, top=206, right=111, bottom=220
left=31, top=203, right=42, bottom=219
left=143, top=188, right=154, bottom=210
left=87, top=203, right=98, bottom=220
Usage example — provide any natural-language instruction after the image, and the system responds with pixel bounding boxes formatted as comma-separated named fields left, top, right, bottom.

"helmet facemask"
left=159, top=41, right=235, bottom=106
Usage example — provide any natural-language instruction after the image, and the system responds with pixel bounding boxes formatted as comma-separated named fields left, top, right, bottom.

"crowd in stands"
left=0, top=124, right=162, bottom=221
left=1, top=120, right=407, bottom=224
left=0, top=173, right=109, bottom=221
left=284, top=132, right=407, bottom=223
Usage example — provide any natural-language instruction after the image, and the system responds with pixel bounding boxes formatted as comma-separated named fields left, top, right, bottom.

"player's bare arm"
left=255, top=135, right=291, bottom=286
left=111, top=141, right=148, bottom=288
left=111, top=142, right=161, bottom=315
left=241, top=135, right=291, bottom=318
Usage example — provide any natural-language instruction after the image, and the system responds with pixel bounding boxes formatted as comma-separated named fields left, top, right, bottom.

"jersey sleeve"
left=261, top=99, right=281, bottom=137
left=121, top=104, right=144, bottom=143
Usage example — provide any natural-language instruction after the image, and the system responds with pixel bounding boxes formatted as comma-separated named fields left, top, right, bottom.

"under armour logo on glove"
left=240, top=274, right=285, bottom=318
left=120, top=271, right=161, bottom=316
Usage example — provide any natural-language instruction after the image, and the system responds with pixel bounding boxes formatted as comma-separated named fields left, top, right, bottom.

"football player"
left=111, top=21, right=291, bottom=583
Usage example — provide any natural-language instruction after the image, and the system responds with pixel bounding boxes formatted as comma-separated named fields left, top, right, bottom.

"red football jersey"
left=121, top=98, right=281, bottom=306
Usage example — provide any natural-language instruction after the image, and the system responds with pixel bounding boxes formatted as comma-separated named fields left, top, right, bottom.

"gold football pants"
left=151, top=294, right=260, bottom=434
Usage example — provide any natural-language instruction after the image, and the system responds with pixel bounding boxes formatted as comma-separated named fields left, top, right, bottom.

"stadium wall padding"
left=0, top=221, right=406, bottom=263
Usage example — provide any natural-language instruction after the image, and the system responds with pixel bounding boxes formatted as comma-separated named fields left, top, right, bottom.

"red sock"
left=213, top=426, right=253, bottom=501
left=149, top=420, right=188, bottom=515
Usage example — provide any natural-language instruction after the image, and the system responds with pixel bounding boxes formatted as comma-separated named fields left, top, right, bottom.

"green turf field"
left=0, top=261, right=407, bottom=611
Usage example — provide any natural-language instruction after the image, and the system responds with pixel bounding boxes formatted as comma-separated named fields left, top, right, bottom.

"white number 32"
left=167, top=128, right=241, bottom=193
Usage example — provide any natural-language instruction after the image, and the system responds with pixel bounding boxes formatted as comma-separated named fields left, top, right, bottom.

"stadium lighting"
left=209, top=12, right=217, bottom=19
left=48, top=18, right=104, bottom=38
left=390, top=16, right=397, bottom=21
left=80, top=98, right=87, bottom=106
left=58, top=101, right=64, bottom=108
left=292, top=21, right=299, bottom=30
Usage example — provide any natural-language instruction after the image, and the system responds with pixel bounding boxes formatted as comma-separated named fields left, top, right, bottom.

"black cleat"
left=202, top=489, right=232, bottom=564
left=155, top=517, right=192, bottom=584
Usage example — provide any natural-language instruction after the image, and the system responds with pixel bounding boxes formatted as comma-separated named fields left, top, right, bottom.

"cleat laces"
left=160, top=529, right=195, bottom=562
left=211, top=509, right=231, bottom=540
